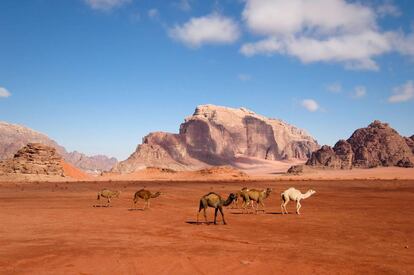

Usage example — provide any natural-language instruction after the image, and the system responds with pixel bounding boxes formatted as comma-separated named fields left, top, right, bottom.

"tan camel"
left=197, top=192, right=237, bottom=225
left=132, top=189, right=161, bottom=210
left=242, top=188, right=272, bottom=214
left=231, top=187, right=249, bottom=208
left=97, top=189, right=120, bottom=207
left=281, top=187, right=316, bottom=215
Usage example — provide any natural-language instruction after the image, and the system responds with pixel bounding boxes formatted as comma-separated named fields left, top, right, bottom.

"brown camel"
left=132, top=189, right=161, bottom=210
left=197, top=192, right=237, bottom=225
left=96, top=189, right=120, bottom=207
left=231, top=187, right=249, bottom=209
left=242, top=188, right=272, bottom=214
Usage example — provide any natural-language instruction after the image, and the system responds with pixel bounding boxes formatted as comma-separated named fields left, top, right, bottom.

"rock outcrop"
left=405, top=135, right=414, bottom=154
left=307, top=120, right=413, bottom=169
left=0, top=143, right=64, bottom=176
left=0, top=121, right=117, bottom=172
left=114, top=105, right=319, bottom=173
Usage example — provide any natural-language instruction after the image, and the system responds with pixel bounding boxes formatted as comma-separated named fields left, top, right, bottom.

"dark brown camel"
left=197, top=192, right=237, bottom=225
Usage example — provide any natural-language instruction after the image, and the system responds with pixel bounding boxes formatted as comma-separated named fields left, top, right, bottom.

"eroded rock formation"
left=307, top=120, right=413, bottom=169
left=114, top=105, right=319, bottom=173
left=0, top=143, right=64, bottom=176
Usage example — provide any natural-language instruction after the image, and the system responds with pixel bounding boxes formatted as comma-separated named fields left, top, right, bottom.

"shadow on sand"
left=92, top=205, right=112, bottom=208
left=186, top=221, right=213, bottom=225
left=127, top=208, right=145, bottom=211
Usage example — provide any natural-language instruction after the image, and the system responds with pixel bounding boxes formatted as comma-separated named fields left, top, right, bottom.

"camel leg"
left=219, top=206, right=226, bottom=225
left=107, top=197, right=111, bottom=207
left=296, top=201, right=301, bottom=215
left=282, top=197, right=289, bottom=214
left=214, top=208, right=219, bottom=225
left=147, top=200, right=150, bottom=209
left=259, top=201, right=265, bottom=213
left=203, top=208, right=208, bottom=224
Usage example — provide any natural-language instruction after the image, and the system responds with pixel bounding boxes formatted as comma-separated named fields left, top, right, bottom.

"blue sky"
left=1, top=0, right=413, bottom=160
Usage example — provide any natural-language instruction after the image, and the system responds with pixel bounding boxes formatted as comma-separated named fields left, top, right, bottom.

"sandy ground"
left=0, top=180, right=413, bottom=274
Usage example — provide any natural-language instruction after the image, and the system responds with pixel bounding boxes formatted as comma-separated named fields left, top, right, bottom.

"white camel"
left=281, top=188, right=316, bottom=215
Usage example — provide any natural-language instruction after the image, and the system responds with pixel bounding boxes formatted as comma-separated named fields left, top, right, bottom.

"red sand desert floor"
left=0, top=180, right=413, bottom=274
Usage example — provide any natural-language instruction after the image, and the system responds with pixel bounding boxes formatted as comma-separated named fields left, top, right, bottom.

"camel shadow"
left=266, top=212, right=285, bottom=215
left=186, top=221, right=213, bottom=225
left=92, top=204, right=112, bottom=208
left=127, top=208, right=145, bottom=211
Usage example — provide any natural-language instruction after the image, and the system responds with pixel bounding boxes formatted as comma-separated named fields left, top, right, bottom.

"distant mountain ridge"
left=0, top=121, right=117, bottom=173
left=113, top=104, right=319, bottom=173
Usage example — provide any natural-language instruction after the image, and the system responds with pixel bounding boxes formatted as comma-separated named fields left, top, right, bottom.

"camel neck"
left=301, top=191, right=313, bottom=199
left=223, top=196, right=234, bottom=206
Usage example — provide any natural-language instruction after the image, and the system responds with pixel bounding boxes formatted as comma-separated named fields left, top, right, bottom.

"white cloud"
left=388, top=80, right=414, bottom=103
left=301, top=99, right=319, bottom=112
left=326, top=82, right=342, bottom=93
left=352, top=86, right=367, bottom=98
left=377, top=1, right=401, bottom=17
left=240, top=0, right=413, bottom=71
left=242, top=0, right=376, bottom=37
left=238, top=74, right=252, bottom=81
left=84, top=0, right=131, bottom=11
left=148, top=8, right=160, bottom=19
left=0, top=87, right=11, bottom=98
left=169, top=13, right=240, bottom=48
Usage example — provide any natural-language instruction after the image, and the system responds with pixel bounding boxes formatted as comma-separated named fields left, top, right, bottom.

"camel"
left=96, top=189, right=120, bottom=207
left=242, top=188, right=272, bottom=214
left=231, top=187, right=249, bottom=209
left=281, top=187, right=316, bottom=215
left=197, top=192, right=237, bottom=225
left=132, top=189, right=161, bottom=210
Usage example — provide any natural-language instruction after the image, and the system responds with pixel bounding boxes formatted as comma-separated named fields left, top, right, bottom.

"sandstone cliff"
left=0, top=121, right=117, bottom=172
left=114, top=105, right=319, bottom=173
left=307, top=120, right=413, bottom=169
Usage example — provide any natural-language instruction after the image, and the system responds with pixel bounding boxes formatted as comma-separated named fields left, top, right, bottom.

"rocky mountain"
left=307, top=120, right=413, bottom=169
left=0, top=121, right=117, bottom=172
left=113, top=105, right=319, bottom=173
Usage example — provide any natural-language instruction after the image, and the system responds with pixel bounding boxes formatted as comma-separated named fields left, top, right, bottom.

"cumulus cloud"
left=352, top=86, right=367, bottom=98
left=0, top=87, right=11, bottom=98
left=388, top=80, right=414, bottom=103
left=240, top=0, right=413, bottom=70
left=301, top=99, right=319, bottom=112
left=169, top=14, right=240, bottom=48
left=84, top=0, right=131, bottom=11
left=326, top=82, right=342, bottom=93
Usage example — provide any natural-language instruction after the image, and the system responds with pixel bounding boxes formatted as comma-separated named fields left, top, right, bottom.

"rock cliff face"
left=307, top=120, right=413, bottom=169
left=0, top=143, right=64, bottom=176
left=0, top=121, right=117, bottom=172
left=114, top=105, right=319, bottom=173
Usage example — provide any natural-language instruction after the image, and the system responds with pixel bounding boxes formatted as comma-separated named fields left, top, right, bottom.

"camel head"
left=229, top=193, right=237, bottom=201
left=152, top=191, right=161, bottom=198
left=265, top=188, right=272, bottom=197
left=308, top=189, right=316, bottom=195
left=115, top=191, right=121, bottom=198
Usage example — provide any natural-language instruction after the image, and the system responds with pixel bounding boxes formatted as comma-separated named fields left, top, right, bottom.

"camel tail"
left=97, top=193, right=100, bottom=200
left=280, top=192, right=285, bottom=202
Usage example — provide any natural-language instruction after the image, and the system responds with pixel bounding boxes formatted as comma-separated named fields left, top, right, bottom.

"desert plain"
left=1, top=175, right=413, bottom=275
